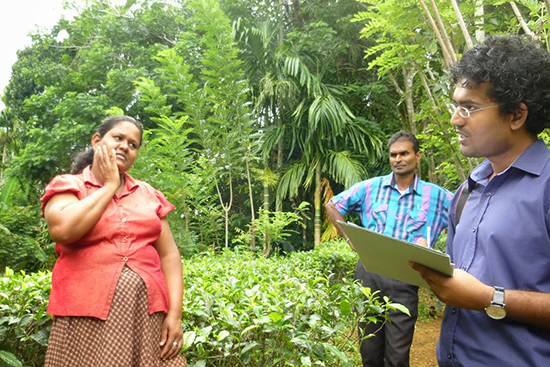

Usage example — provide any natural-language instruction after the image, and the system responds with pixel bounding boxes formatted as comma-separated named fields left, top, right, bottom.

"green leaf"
left=240, top=324, right=260, bottom=336
left=0, top=350, right=23, bottom=367
left=339, top=298, right=351, bottom=316
left=240, top=341, right=259, bottom=355
left=300, top=356, right=312, bottom=366
left=323, top=342, right=349, bottom=362
left=216, top=330, right=230, bottom=341
left=388, top=302, right=411, bottom=317
left=268, top=311, right=282, bottom=323
left=30, top=328, right=50, bottom=346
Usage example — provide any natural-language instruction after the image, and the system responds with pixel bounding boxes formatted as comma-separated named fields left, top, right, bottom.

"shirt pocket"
left=405, top=209, right=428, bottom=234
left=370, top=203, right=388, bottom=230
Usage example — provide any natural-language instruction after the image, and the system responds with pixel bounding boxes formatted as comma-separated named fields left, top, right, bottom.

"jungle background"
left=1, top=0, right=549, bottom=366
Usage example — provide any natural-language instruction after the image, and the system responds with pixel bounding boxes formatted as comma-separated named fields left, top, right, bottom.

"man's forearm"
left=411, top=263, right=550, bottom=329
left=325, top=202, right=355, bottom=250
left=504, top=289, right=550, bottom=329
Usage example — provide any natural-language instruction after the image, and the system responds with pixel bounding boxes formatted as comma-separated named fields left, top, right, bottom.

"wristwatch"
left=485, top=286, right=506, bottom=320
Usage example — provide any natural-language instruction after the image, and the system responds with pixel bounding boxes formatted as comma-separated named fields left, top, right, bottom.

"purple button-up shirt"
left=439, top=139, right=550, bottom=367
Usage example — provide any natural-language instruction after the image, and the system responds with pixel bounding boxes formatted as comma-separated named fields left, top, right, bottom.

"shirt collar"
left=383, top=172, right=421, bottom=195
left=468, top=139, right=550, bottom=190
left=82, top=165, right=139, bottom=193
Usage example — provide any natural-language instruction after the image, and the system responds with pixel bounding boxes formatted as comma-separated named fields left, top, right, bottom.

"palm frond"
left=323, top=150, right=368, bottom=188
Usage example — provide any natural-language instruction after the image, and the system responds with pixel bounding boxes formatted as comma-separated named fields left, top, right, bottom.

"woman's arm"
left=154, top=217, right=184, bottom=361
left=43, top=145, right=120, bottom=244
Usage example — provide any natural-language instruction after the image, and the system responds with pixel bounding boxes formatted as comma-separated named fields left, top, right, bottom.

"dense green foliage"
left=0, top=241, right=408, bottom=367
left=0, top=0, right=399, bottom=252
left=0, top=205, right=55, bottom=274
left=2, top=0, right=549, bottom=252
left=0, top=268, right=51, bottom=367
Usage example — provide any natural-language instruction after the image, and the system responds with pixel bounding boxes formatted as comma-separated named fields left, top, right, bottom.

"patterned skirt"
left=45, top=266, right=188, bottom=367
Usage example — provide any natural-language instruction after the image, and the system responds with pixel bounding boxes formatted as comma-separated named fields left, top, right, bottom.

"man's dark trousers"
left=356, top=261, right=419, bottom=367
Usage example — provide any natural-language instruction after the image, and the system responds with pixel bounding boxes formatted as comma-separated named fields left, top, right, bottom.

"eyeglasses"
left=448, top=104, right=499, bottom=118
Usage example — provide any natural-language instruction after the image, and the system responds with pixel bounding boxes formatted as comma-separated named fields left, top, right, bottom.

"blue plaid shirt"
left=330, top=173, right=452, bottom=247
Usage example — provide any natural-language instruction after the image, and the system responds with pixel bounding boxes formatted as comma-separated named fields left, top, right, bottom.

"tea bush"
left=0, top=268, right=51, bottom=367
left=180, top=241, right=407, bottom=367
left=0, top=241, right=407, bottom=367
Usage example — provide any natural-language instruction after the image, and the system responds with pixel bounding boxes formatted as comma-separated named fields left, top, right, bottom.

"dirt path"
left=410, top=317, right=441, bottom=367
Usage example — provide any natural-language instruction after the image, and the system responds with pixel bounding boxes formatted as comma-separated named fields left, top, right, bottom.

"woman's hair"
left=451, top=35, right=550, bottom=135
left=71, top=116, right=143, bottom=174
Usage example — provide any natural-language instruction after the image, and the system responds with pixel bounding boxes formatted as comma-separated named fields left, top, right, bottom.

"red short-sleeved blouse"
left=40, top=165, right=175, bottom=320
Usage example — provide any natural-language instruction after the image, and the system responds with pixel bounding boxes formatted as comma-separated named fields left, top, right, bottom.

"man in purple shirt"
left=327, top=131, right=452, bottom=367
left=412, top=35, right=550, bottom=366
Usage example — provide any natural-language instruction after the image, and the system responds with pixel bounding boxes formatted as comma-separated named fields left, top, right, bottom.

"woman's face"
left=92, top=120, right=141, bottom=173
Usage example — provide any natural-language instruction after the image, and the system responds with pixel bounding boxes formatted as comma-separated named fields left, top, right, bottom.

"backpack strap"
left=454, top=184, right=471, bottom=226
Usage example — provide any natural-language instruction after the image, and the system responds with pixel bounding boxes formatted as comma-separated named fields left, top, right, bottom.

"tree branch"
left=417, top=0, right=453, bottom=70
left=429, top=0, right=457, bottom=62
left=510, top=2, right=537, bottom=39
left=450, top=0, right=475, bottom=49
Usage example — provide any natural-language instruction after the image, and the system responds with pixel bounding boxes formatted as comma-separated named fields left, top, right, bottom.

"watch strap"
left=492, top=286, right=505, bottom=306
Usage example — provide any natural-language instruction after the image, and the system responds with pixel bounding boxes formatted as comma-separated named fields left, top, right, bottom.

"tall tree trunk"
left=276, top=138, right=283, bottom=212
left=314, top=162, right=322, bottom=247
left=450, top=0, right=475, bottom=49
left=1, top=143, right=6, bottom=181
left=510, top=2, right=537, bottom=38
left=473, top=1, right=485, bottom=44
left=263, top=181, right=270, bottom=211
left=182, top=191, right=189, bottom=232
left=245, top=154, right=256, bottom=251
left=428, top=0, right=457, bottom=62
left=214, top=172, right=233, bottom=249
left=388, top=68, right=417, bottom=134
left=292, top=0, right=303, bottom=28
left=417, top=0, right=453, bottom=69
left=279, top=0, right=285, bottom=44
left=403, top=67, right=417, bottom=134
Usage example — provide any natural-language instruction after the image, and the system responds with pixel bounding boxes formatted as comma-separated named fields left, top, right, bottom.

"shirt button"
left=122, top=238, right=127, bottom=243
left=123, top=257, right=128, bottom=261
left=472, top=227, right=477, bottom=233
left=448, top=354, right=452, bottom=359
left=451, top=308, right=457, bottom=314
left=486, top=192, right=492, bottom=196
left=122, top=218, right=127, bottom=223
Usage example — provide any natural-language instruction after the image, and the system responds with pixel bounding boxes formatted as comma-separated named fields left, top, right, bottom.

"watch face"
left=486, top=305, right=506, bottom=320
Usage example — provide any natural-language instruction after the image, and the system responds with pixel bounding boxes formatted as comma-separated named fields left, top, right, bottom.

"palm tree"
left=271, top=54, right=384, bottom=246
left=236, top=16, right=384, bottom=246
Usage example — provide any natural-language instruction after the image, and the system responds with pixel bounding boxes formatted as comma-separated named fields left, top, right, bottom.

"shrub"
left=0, top=268, right=51, bottom=367
left=0, top=204, right=55, bottom=273
left=0, top=241, right=407, bottom=367
left=180, top=241, right=408, bottom=367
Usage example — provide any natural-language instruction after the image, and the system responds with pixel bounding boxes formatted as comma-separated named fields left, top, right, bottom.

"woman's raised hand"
left=94, top=144, right=121, bottom=189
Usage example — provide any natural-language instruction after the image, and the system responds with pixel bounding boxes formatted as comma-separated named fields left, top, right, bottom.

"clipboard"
left=338, top=221, right=454, bottom=288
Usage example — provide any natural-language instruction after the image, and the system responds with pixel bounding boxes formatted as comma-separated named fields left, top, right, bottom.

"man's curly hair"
left=451, top=35, right=550, bottom=135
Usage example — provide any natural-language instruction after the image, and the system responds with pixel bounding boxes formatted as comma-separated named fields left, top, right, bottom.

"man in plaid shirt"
left=326, top=131, right=452, bottom=367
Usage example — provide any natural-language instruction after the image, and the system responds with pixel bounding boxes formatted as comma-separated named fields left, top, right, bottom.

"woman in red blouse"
left=41, top=116, right=187, bottom=367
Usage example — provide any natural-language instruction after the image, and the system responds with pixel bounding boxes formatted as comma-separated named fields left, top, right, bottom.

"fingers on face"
left=95, top=145, right=116, bottom=165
